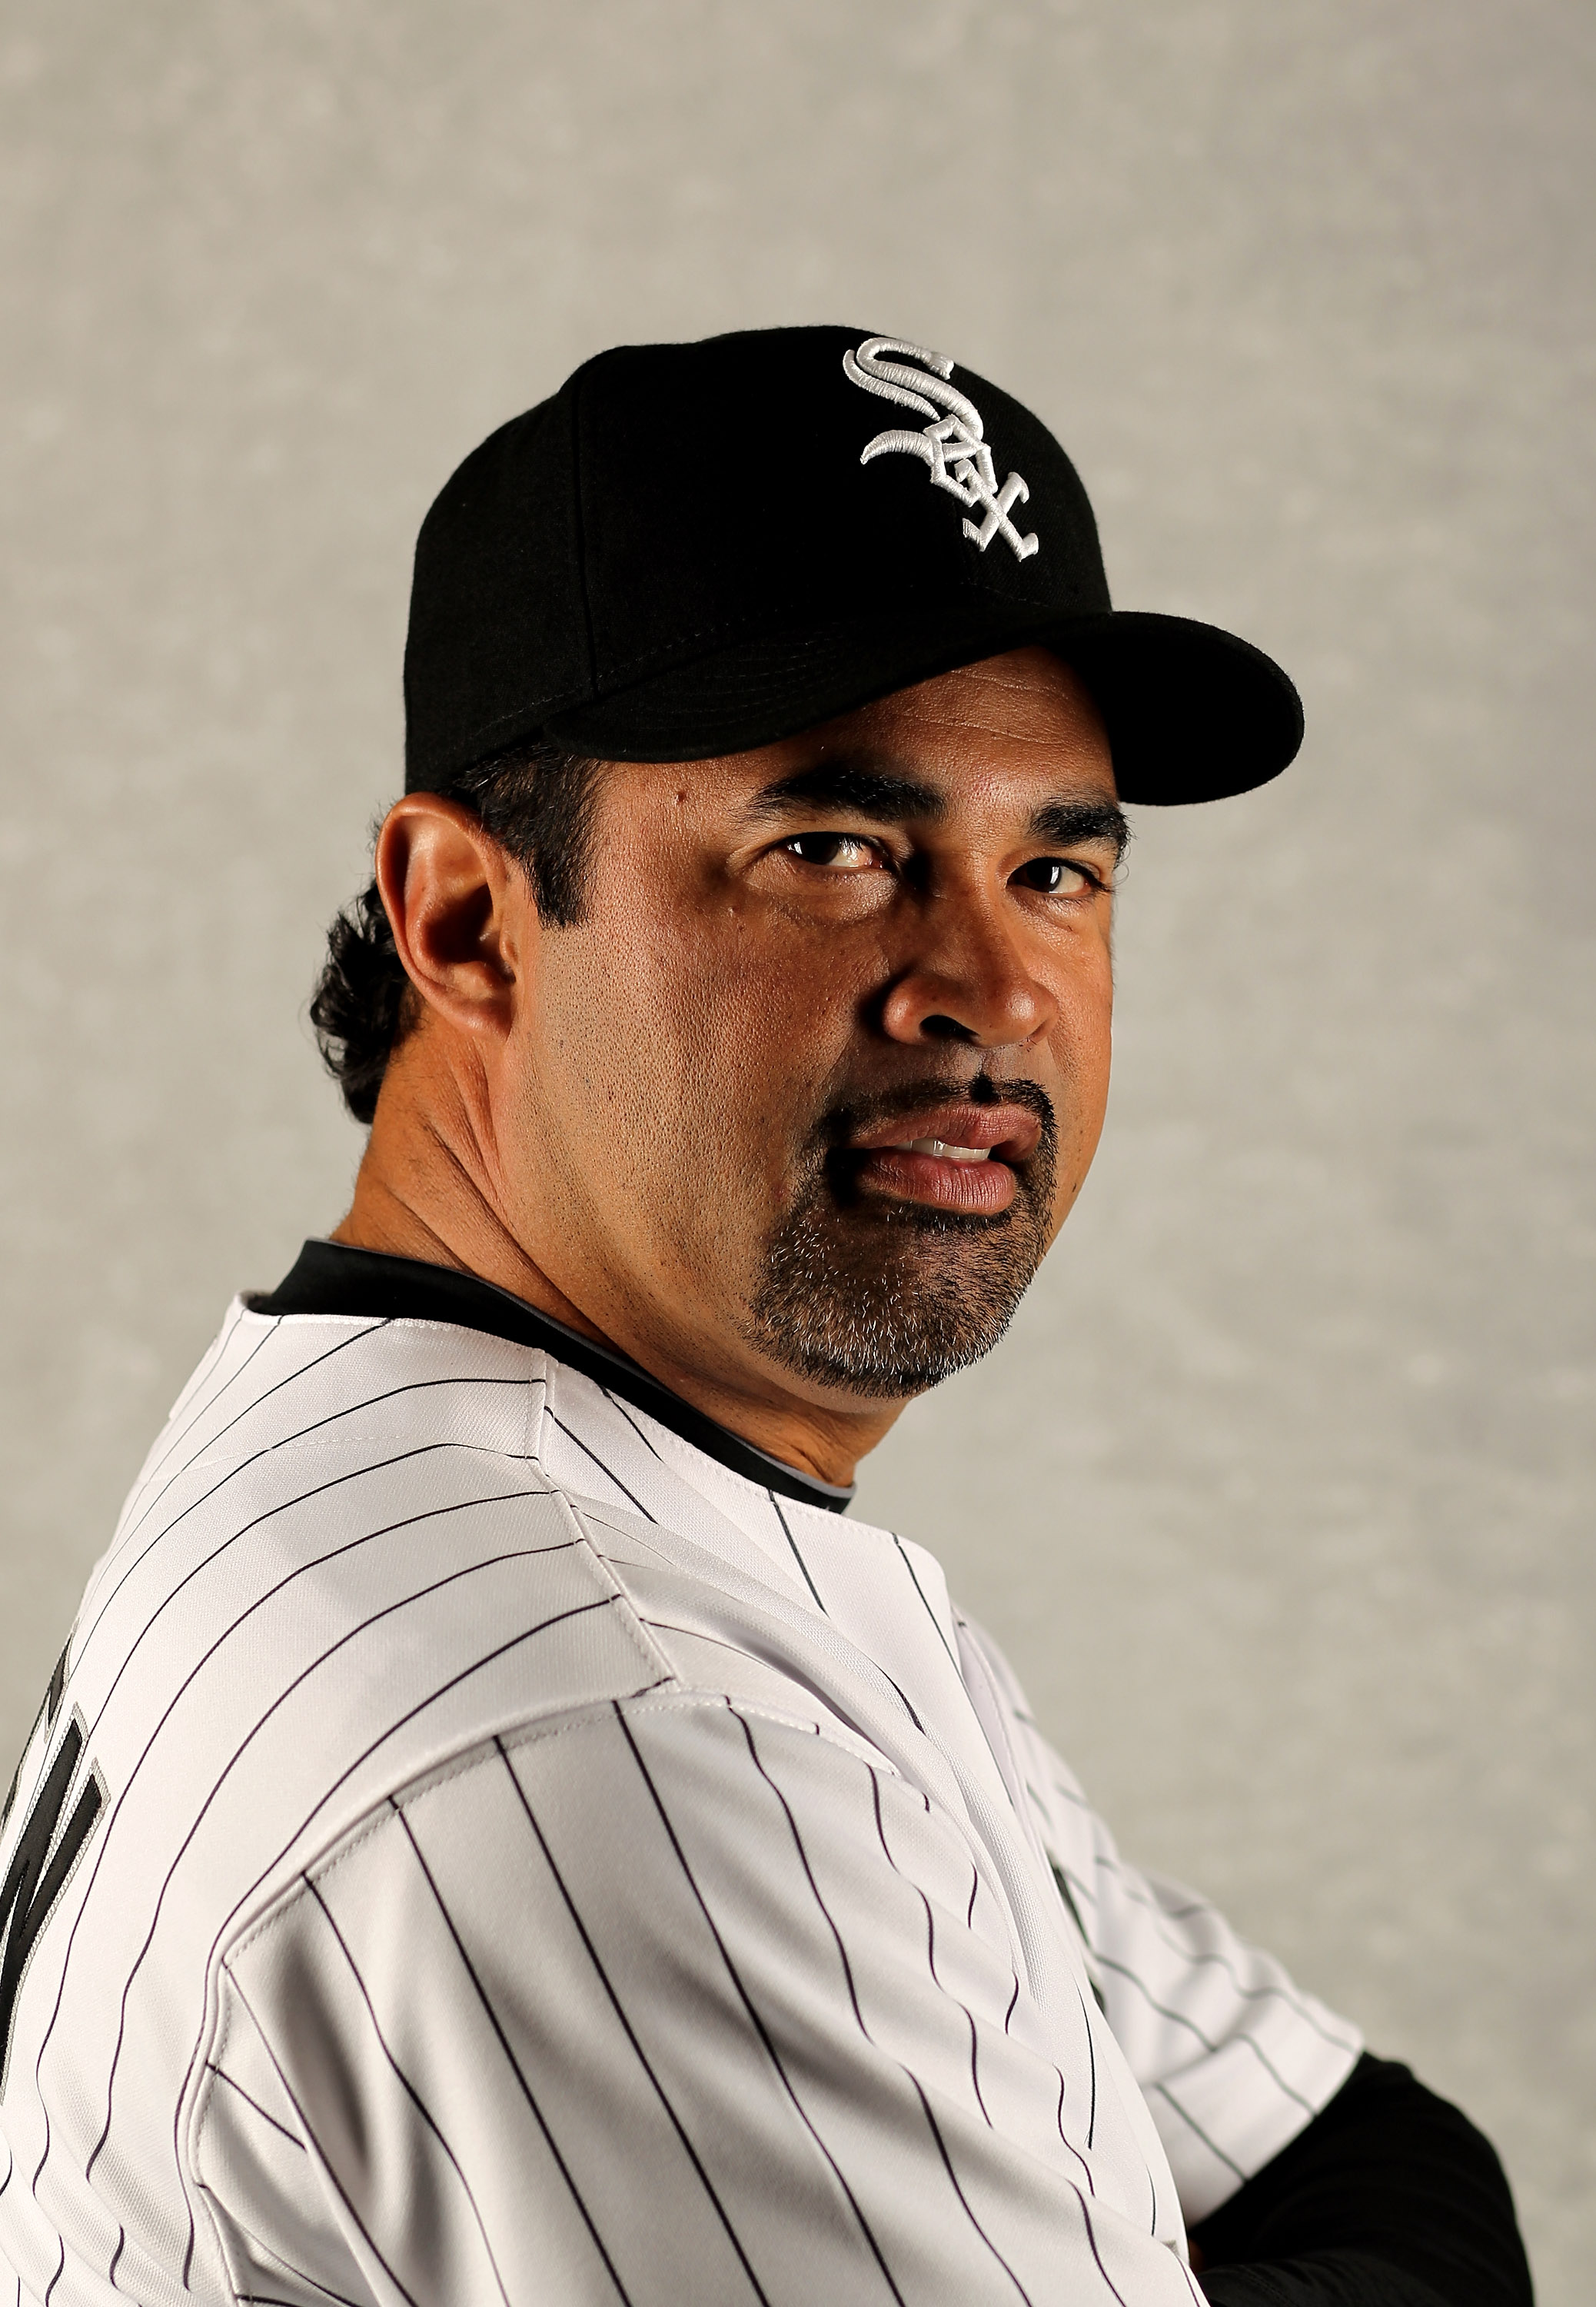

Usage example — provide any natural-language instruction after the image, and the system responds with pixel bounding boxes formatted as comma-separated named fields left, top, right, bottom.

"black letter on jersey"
left=0, top=1653, right=104, bottom=2089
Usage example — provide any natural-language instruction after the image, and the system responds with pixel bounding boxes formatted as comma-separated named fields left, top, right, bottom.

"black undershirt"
left=251, top=1243, right=1531, bottom=2304
left=248, top=1237, right=855, bottom=1513
left=1192, top=2054, right=1532, bottom=2305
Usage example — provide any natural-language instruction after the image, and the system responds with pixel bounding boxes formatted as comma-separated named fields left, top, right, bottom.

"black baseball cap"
left=403, top=325, right=1303, bottom=806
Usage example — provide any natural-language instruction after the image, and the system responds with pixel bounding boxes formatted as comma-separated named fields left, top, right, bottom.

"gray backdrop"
left=2, top=2, right=1591, bottom=2295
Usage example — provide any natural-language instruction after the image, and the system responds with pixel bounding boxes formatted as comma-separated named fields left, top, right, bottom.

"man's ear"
left=374, top=795, right=533, bottom=1042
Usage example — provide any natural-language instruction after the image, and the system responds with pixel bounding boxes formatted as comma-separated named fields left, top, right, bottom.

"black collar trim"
left=248, top=1240, right=853, bottom=1515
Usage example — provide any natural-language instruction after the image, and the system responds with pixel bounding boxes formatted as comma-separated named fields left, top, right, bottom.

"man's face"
left=497, top=647, right=1122, bottom=1416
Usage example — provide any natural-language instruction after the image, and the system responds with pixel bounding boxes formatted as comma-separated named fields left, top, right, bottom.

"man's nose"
left=876, top=895, right=1056, bottom=1050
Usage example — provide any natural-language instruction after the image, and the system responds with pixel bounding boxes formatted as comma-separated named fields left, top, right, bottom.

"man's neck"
left=331, top=1169, right=610, bottom=1347
left=333, top=1068, right=903, bottom=1490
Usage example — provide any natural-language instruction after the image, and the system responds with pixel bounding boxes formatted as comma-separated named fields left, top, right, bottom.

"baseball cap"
left=403, top=325, right=1303, bottom=806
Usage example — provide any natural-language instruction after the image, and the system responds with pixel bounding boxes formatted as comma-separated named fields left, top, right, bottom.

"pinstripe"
left=244, top=2295, right=364, bottom=2307
left=1099, top=1870, right=1206, bottom=1923
left=1052, top=2067, right=1097, bottom=2194
left=1042, top=1770, right=1089, bottom=1812
left=40, top=1506, right=568, bottom=2114
left=1085, top=1857, right=1348, bottom=2046
left=543, top=1410, right=659, bottom=1523
left=1120, top=1924, right=1340, bottom=2031
left=226, top=1974, right=424, bottom=2307
left=81, top=1329, right=391, bottom=1640
left=74, top=1323, right=276, bottom=1627
left=879, top=1670, right=926, bottom=1733
left=866, top=1769, right=990, bottom=2126
left=726, top=1702, right=1120, bottom=2302
left=1016, top=1727, right=1355, bottom=2126
left=890, top=1536, right=959, bottom=1673
left=204, top=2062, right=305, bottom=2149
left=727, top=1704, right=873, bottom=2043
left=79, top=1546, right=601, bottom=2196
left=637, top=1618, right=779, bottom=1668
left=899, top=2070, right=1032, bottom=2305
left=79, top=1376, right=534, bottom=1678
left=1057, top=1856, right=1098, bottom=1911
left=301, top=1878, right=513, bottom=2307
left=1149, top=2082, right=1245, bottom=2183
left=768, top=1496, right=827, bottom=1613
left=386, top=1800, right=635, bottom=2306
left=494, top=1737, right=773, bottom=2305
left=232, top=2245, right=368, bottom=2307
left=1078, top=1976, right=1099, bottom=2147
left=631, top=1620, right=933, bottom=1758
left=1092, top=1956, right=1315, bottom=2114
left=82, top=1443, right=550, bottom=1753
left=599, top=1391, right=666, bottom=1463
left=246, top=2295, right=362, bottom=2307
left=1071, top=2189, right=1135, bottom=2307
left=27, top=1535, right=592, bottom=2239
left=613, top=1702, right=908, bottom=2306
left=125, top=1320, right=279, bottom=1498
left=175, top=1666, right=677, bottom=2285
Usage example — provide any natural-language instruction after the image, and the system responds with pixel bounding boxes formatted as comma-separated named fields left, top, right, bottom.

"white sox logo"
left=843, top=335, right=1040, bottom=562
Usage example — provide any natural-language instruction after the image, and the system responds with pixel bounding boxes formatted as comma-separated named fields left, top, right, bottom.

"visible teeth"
left=904, top=1137, right=991, bottom=1163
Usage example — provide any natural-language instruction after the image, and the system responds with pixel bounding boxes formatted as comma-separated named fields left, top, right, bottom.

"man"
left=0, top=329, right=1530, bottom=2305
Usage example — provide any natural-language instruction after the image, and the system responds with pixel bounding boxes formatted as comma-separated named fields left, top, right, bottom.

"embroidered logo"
left=843, top=335, right=1039, bottom=562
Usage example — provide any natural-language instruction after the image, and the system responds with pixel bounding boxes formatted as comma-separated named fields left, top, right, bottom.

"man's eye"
left=1012, top=856, right=1096, bottom=895
left=781, top=832, right=879, bottom=870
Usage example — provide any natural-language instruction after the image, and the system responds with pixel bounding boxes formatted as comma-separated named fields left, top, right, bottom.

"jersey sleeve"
left=192, top=1693, right=1206, bottom=2307
left=958, top=1619, right=1363, bottom=2225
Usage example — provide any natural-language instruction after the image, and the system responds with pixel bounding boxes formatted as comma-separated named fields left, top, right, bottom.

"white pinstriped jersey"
left=0, top=1285, right=1360, bottom=2307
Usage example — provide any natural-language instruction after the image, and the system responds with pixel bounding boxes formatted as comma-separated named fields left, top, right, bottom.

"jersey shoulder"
left=58, top=1303, right=895, bottom=1923
left=58, top=1307, right=678, bottom=1922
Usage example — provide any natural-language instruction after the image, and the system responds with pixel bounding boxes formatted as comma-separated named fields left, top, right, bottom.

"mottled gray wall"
left=2, top=2, right=1591, bottom=2295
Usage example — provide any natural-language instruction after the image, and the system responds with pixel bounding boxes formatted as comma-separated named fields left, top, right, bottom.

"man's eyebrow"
left=747, top=759, right=946, bottom=824
left=1031, top=796, right=1130, bottom=861
left=746, top=761, right=1129, bottom=861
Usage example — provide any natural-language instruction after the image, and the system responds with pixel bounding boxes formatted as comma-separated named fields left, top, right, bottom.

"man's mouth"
left=897, top=1138, right=992, bottom=1164
left=843, top=1103, right=1042, bottom=1216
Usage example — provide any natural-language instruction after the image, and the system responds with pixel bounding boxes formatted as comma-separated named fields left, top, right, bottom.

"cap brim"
left=1054, top=611, right=1305, bottom=804
left=542, top=602, right=1302, bottom=805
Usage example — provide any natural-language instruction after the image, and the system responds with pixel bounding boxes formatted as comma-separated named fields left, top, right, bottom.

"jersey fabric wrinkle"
left=0, top=1296, right=1362, bottom=2307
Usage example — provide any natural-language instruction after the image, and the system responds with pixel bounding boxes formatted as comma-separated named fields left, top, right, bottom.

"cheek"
left=1045, top=949, right=1115, bottom=1197
left=530, top=903, right=855, bottom=1193
left=660, top=918, right=863, bottom=1173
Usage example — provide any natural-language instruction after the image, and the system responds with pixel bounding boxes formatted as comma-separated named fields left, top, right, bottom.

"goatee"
left=744, top=1077, right=1057, bottom=1397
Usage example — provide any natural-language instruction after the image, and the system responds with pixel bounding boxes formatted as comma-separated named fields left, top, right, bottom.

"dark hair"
left=309, top=741, right=603, bottom=1125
